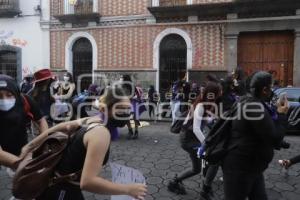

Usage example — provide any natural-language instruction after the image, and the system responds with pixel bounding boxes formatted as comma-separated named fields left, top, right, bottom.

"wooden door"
left=238, top=31, right=294, bottom=86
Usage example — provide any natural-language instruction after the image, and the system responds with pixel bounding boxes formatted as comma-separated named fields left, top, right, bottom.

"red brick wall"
left=50, top=0, right=63, bottom=17
left=50, top=0, right=149, bottom=17
left=50, top=24, right=225, bottom=71
left=100, top=0, right=149, bottom=16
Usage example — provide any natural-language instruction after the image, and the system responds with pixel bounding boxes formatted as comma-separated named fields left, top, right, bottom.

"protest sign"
left=110, top=162, right=146, bottom=200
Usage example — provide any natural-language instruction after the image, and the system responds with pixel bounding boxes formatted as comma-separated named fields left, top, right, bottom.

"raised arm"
left=193, top=103, right=206, bottom=143
left=20, top=117, right=94, bottom=158
left=80, top=126, right=147, bottom=199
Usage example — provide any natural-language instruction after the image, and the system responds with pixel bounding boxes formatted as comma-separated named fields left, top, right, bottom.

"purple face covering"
left=98, top=112, right=120, bottom=141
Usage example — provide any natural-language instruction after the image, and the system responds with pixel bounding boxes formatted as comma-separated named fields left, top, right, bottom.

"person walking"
left=120, top=75, right=141, bottom=139
left=148, top=85, right=158, bottom=119
left=222, top=71, right=288, bottom=200
left=21, top=87, right=147, bottom=200
left=168, top=82, right=221, bottom=194
left=200, top=76, right=238, bottom=200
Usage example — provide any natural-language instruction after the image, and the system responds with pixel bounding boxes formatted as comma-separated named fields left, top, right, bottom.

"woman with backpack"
left=222, top=71, right=288, bottom=200
left=21, top=87, right=147, bottom=200
left=168, top=82, right=221, bottom=194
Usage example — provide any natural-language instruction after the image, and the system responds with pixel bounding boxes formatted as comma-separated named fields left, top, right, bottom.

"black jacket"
left=223, top=96, right=286, bottom=173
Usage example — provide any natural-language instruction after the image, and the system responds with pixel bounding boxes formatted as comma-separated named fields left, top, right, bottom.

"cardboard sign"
left=110, top=162, right=146, bottom=200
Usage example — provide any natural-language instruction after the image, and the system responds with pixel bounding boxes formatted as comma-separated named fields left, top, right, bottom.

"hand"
left=126, top=184, right=147, bottom=200
left=279, top=159, right=291, bottom=169
left=277, top=98, right=289, bottom=114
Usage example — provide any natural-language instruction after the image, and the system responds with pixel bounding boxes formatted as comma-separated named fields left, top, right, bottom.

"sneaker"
left=167, top=179, right=187, bottom=195
left=200, top=184, right=214, bottom=200
left=127, top=130, right=133, bottom=140
left=132, top=130, right=139, bottom=140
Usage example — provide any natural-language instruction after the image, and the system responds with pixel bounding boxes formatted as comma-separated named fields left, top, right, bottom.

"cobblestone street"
left=1, top=122, right=300, bottom=200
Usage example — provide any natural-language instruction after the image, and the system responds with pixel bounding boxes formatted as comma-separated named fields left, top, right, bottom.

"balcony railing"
left=150, top=0, right=192, bottom=7
left=55, top=0, right=100, bottom=23
left=64, top=0, right=98, bottom=15
left=148, top=0, right=300, bottom=20
left=0, top=0, right=21, bottom=17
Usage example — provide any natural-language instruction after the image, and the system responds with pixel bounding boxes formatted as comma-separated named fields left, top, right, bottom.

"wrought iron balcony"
left=55, top=0, right=100, bottom=23
left=148, top=0, right=300, bottom=21
left=0, top=0, right=21, bottom=18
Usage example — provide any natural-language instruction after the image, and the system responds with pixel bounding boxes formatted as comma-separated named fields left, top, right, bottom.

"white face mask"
left=0, top=98, right=16, bottom=111
left=63, top=76, right=70, bottom=82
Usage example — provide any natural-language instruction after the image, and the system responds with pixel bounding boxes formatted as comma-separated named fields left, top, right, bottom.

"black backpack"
left=203, top=98, right=247, bottom=165
left=170, top=110, right=190, bottom=134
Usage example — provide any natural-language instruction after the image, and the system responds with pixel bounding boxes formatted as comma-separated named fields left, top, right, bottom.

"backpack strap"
left=21, top=94, right=34, bottom=120
left=51, top=171, right=81, bottom=186
left=50, top=119, right=104, bottom=186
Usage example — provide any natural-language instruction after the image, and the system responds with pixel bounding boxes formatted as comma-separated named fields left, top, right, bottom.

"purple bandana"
left=98, top=112, right=120, bottom=141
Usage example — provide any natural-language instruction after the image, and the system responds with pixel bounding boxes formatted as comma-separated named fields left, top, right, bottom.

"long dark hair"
left=31, top=79, right=54, bottom=100
left=99, top=86, right=128, bottom=110
left=192, top=81, right=221, bottom=116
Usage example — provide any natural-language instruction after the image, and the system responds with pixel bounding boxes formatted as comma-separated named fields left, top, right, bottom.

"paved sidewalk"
left=1, top=122, right=300, bottom=200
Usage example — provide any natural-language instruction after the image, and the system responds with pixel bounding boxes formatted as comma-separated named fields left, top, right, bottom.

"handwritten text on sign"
left=110, top=162, right=146, bottom=200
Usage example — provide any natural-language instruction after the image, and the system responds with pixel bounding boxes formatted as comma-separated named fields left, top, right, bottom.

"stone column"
left=293, top=30, right=300, bottom=87
left=224, top=33, right=239, bottom=74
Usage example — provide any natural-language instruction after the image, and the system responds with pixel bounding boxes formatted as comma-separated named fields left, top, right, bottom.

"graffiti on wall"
left=12, top=38, right=28, bottom=47
left=0, top=30, right=28, bottom=47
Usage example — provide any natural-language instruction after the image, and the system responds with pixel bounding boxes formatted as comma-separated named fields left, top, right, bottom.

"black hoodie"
left=0, top=75, right=43, bottom=156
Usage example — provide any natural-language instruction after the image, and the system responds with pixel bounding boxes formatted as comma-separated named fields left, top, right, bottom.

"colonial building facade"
left=49, top=0, right=300, bottom=92
left=0, top=0, right=50, bottom=82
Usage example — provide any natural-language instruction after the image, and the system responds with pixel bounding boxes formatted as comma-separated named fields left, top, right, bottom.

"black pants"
left=148, top=102, right=156, bottom=118
left=223, top=171, right=268, bottom=200
left=37, top=183, right=84, bottom=200
left=177, top=148, right=202, bottom=181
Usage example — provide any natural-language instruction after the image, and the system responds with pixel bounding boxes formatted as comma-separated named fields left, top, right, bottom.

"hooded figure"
left=0, top=75, right=47, bottom=156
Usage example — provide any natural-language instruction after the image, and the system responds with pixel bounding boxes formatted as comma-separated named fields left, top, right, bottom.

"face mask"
left=63, top=76, right=70, bottom=82
left=262, top=89, right=274, bottom=102
left=109, top=113, right=131, bottom=128
left=0, top=98, right=16, bottom=111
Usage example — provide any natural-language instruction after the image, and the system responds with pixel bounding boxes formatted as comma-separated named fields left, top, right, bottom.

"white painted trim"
left=93, top=0, right=98, bottom=12
left=152, top=0, right=159, bottom=7
left=153, top=28, right=193, bottom=91
left=153, top=0, right=192, bottom=6
left=65, top=32, right=98, bottom=81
